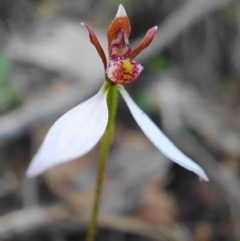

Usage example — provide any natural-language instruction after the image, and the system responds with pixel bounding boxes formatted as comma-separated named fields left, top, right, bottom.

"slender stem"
left=86, top=83, right=117, bottom=241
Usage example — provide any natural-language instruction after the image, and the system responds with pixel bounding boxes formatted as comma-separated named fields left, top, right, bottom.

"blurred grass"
left=146, top=56, right=170, bottom=75
left=220, top=3, right=240, bottom=24
left=0, top=52, right=20, bottom=114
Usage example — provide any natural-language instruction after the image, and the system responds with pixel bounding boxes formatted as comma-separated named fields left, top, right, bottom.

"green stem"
left=86, top=83, right=117, bottom=241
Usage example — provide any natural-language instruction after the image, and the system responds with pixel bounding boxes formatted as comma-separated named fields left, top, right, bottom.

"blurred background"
left=0, top=0, right=240, bottom=240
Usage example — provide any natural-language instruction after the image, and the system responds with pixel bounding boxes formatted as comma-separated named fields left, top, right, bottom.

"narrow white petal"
left=26, top=90, right=108, bottom=177
left=118, top=86, right=209, bottom=181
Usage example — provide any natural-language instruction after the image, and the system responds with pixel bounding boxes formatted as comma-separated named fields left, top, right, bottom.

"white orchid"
left=26, top=4, right=208, bottom=181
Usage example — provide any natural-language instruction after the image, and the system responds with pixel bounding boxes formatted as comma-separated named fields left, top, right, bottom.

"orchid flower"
left=26, top=4, right=208, bottom=182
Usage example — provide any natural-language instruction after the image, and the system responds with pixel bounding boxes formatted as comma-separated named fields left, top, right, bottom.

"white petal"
left=26, top=90, right=108, bottom=177
left=118, top=86, right=209, bottom=181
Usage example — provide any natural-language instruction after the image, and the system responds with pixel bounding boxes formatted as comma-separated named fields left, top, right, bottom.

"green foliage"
left=134, top=90, right=152, bottom=111
left=0, top=51, right=20, bottom=114
left=146, top=56, right=170, bottom=75
left=0, top=52, right=10, bottom=84
left=180, top=124, right=194, bottom=135
left=134, top=56, right=170, bottom=110
left=220, top=4, right=240, bottom=24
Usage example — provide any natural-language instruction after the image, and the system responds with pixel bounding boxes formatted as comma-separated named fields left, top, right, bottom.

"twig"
left=136, top=0, right=238, bottom=63
left=0, top=204, right=190, bottom=241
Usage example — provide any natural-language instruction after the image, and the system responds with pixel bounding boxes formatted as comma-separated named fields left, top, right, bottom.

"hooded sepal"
left=107, top=4, right=131, bottom=51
